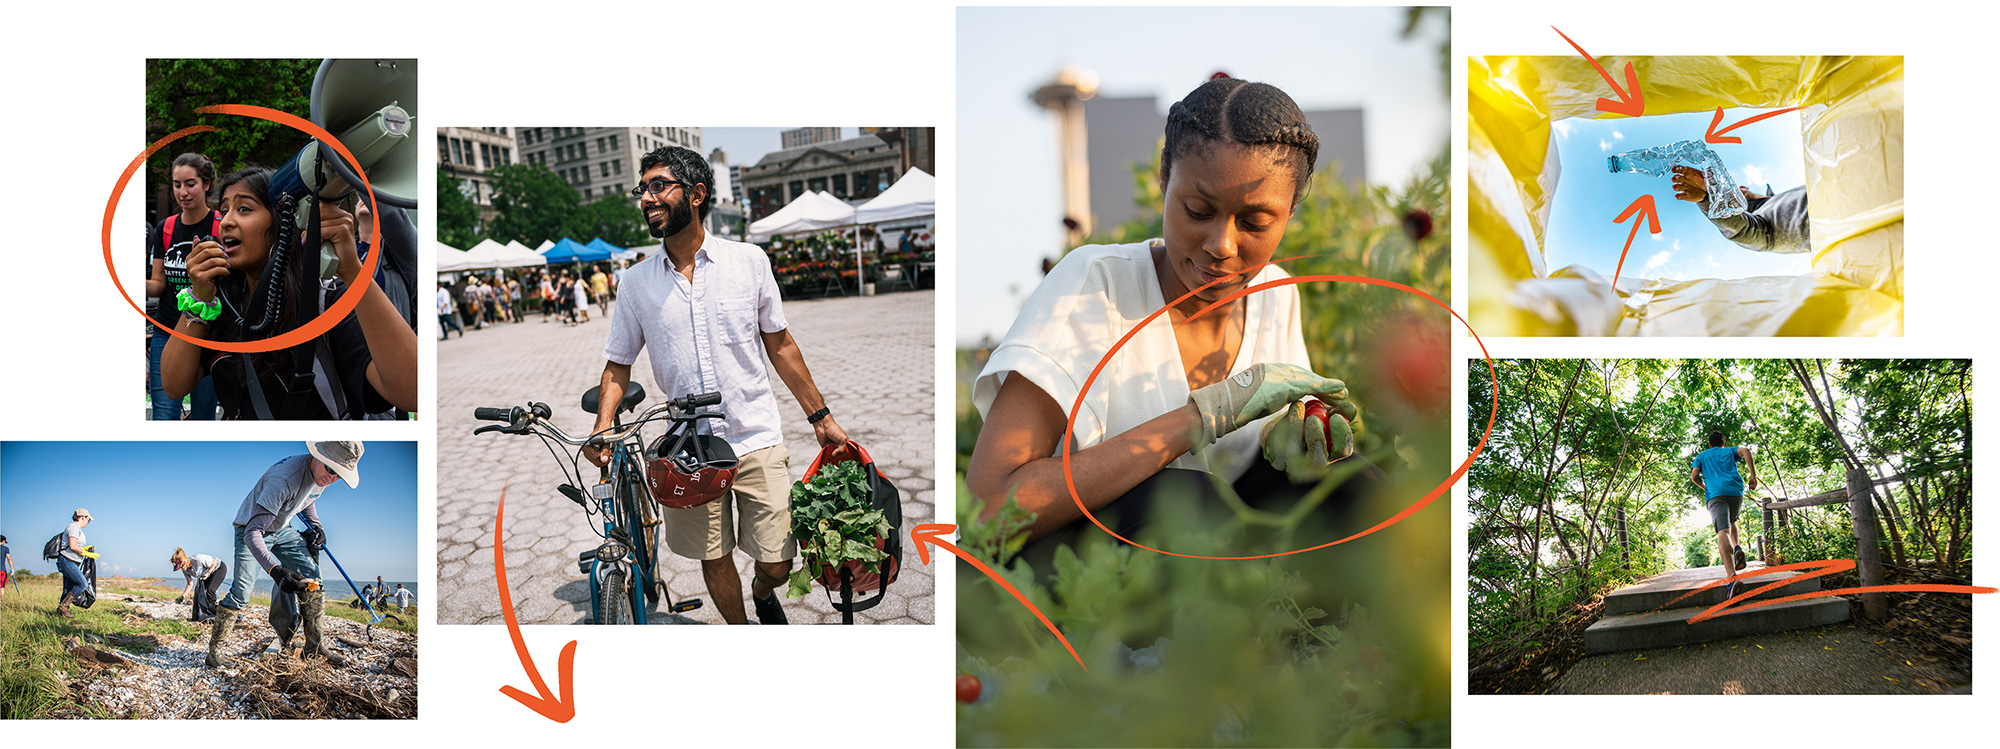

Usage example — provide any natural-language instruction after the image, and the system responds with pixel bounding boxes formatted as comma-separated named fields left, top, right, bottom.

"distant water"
left=145, top=576, right=419, bottom=602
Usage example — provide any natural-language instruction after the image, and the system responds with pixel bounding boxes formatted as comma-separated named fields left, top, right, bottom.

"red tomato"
left=956, top=673, right=982, bottom=704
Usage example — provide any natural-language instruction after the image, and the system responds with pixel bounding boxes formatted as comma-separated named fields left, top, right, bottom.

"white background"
left=0, top=0, right=1987, bottom=745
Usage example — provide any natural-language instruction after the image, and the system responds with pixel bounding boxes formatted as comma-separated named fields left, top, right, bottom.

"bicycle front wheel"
left=600, top=568, right=634, bottom=625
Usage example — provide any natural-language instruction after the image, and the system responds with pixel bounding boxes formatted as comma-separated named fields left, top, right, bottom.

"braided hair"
left=1161, top=78, right=1320, bottom=205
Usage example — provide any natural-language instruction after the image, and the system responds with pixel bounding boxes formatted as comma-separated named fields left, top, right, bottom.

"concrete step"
left=1602, top=565, right=1821, bottom=616
left=1584, top=596, right=1850, bottom=654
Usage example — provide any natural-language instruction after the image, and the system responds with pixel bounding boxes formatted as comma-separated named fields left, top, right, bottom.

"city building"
left=738, top=133, right=907, bottom=224
left=861, top=127, right=937, bottom=178
left=707, top=148, right=745, bottom=239
left=436, top=127, right=517, bottom=229
left=511, top=126, right=704, bottom=204
left=780, top=127, right=844, bottom=149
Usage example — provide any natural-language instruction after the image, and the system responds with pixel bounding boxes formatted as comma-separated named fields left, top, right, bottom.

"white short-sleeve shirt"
left=974, top=240, right=1310, bottom=481
left=604, top=234, right=790, bottom=455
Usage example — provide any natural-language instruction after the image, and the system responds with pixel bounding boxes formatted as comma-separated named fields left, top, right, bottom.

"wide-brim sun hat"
left=307, top=441, right=365, bottom=489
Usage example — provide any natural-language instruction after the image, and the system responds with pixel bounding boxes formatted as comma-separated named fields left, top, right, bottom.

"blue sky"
left=704, top=127, right=845, bottom=172
left=0, top=442, right=417, bottom=581
left=1543, top=108, right=1810, bottom=284
left=955, top=6, right=1448, bottom=345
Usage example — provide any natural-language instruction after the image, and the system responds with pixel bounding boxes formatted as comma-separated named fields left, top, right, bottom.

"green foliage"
left=144, top=59, right=321, bottom=218
left=785, top=461, right=890, bottom=599
left=487, top=163, right=585, bottom=248
left=568, top=194, right=652, bottom=248
left=436, top=166, right=483, bottom=249
left=1469, top=358, right=1974, bottom=665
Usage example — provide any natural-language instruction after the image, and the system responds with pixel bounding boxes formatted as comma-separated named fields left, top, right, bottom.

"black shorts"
left=1707, top=495, right=1742, bottom=532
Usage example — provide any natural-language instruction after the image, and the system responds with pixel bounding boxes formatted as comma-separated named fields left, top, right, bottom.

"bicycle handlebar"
left=471, top=392, right=722, bottom=447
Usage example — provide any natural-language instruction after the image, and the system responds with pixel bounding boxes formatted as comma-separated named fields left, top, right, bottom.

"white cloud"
left=1645, top=249, right=1673, bottom=270
left=1651, top=230, right=1664, bottom=241
left=1599, top=138, right=1612, bottom=151
left=1742, top=164, right=1766, bottom=187
left=1551, top=120, right=1575, bottom=137
left=1611, top=130, right=1626, bottom=142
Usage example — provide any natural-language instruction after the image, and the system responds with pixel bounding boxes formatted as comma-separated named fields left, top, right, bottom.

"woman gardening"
left=968, top=78, right=1359, bottom=550
left=159, top=167, right=418, bottom=420
left=170, top=547, right=226, bottom=623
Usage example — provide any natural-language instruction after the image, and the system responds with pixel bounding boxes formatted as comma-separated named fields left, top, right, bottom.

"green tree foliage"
left=486, top=163, right=584, bottom=248
left=144, top=59, right=321, bottom=219
left=567, top=194, right=651, bottom=248
left=436, top=166, right=483, bottom=250
left=1468, top=359, right=1973, bottom=671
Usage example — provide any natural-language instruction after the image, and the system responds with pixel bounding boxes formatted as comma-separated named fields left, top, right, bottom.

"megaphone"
left=268, top=59, right=418, bottom=281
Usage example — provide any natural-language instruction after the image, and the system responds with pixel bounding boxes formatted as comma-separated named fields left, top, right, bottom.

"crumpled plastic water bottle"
left=1607, top=139, right=1747, bottom=219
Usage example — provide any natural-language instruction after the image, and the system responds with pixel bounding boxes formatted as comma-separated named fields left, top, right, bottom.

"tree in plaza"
left=565, top=194, right=650, bottom=248
left=487, top=163, right=583, bottom=248
left=436, top=166, right=483, bottom=250
left=144, top=59, right=321, bottom=219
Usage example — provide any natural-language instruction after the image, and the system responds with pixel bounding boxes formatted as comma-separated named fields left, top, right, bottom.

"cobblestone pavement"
left=436, top=290, right=935, bottom=625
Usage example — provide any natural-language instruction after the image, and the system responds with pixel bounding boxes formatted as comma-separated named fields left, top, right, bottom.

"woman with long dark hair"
left=967, top=78, right=1357, bottom=545
left=146, top=152, right=223, bottom=420
left=160, top=167, right=418, bottom=419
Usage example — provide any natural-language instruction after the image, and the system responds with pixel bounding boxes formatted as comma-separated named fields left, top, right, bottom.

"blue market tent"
left=585, top=238, right=622, bottom=260
left=543, top=238, right=608, bottom=263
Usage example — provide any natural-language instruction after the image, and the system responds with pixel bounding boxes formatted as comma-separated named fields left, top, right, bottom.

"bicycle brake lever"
left=557, top=484, right=588, bottom=507
left=473, top=425, right=510, bottom=436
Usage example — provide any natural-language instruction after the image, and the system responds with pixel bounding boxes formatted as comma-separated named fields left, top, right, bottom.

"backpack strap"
left=162, top=215, right=176, bottom=254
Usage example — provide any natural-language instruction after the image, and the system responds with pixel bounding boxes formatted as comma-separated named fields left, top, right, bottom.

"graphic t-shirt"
left=147, top=212, right=222, bottom=330
left=1693, top=446, right=1746, bottom=500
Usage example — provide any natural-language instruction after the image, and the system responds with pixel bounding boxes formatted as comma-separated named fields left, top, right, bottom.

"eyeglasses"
left=631, top=178, right=686, bottom=200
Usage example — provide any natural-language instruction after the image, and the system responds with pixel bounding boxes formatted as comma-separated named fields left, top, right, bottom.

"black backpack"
left=42, top=532, right=64, bottom=560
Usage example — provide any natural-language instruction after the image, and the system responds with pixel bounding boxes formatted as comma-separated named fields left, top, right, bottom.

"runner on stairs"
left=1692, top=431, right=1759, bottom=598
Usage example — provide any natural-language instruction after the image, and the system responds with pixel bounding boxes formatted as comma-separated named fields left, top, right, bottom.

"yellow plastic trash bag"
left=1469, top=55, right=1902, bottom=336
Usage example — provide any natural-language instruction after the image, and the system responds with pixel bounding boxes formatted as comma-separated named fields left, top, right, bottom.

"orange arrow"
left=1553, top=27, right=1644, bottom=117
left=1611, top=195, right=1662, bottom=283
left=1704, top=106, right=1800, bottom=145
left=495, top=482, right=579, bottom=722
left=910, top=523, right=1087, bottom=672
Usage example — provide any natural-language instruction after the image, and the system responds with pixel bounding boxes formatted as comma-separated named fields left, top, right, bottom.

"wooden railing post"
left=1847, top=468, right=1888, bottom=621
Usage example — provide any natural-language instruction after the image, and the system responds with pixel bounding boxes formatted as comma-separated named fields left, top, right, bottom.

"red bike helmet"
left=645, top=432, right=739, bottom=509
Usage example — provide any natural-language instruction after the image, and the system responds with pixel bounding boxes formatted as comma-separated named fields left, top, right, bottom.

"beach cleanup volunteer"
left=205, top=441, right=363, bottom=668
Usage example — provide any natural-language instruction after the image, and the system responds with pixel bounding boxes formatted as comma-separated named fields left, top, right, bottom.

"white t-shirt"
left=61, top=521, right=87, bottom=563
left=604, top=233, right=790, bottom=455
left=974, top=240, right=1310, bottom=481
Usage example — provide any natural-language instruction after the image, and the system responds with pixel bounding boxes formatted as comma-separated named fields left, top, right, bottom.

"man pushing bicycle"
left=583, top=145, right=848, bottom=626
left=206, top=441, right=364, bottom=667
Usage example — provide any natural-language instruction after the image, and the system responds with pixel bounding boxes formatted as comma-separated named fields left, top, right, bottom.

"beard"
left=646, top=192, right=696, bottom=239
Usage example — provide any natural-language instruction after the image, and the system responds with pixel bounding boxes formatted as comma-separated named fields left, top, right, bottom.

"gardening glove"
left=269, top=566, right=312, bottom=594
left=1260, top=397, right=1360, bottom=481
left=302, top=526, right=326, bottom=554
left=79, top=546, right=101, bottom=559
left=1188, top=363, right=1348, bottom=450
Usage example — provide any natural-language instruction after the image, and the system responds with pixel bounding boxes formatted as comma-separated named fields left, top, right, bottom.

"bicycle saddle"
left=582, top=382, right=647, bottom=415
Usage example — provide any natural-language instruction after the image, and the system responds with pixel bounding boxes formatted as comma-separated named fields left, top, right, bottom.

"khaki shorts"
left=663, top=443, right=795, bottom=563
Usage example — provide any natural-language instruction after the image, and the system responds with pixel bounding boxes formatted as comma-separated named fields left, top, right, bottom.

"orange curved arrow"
left=495, top=482, right=579, bottom=722
left=1553, top=26, right=1644, bottom=117
left=1611, top=194, right=1662, bottom=282
left=1705, top=106, right=1800, bottom=145
left=911, top=523, right=1087, bottom=672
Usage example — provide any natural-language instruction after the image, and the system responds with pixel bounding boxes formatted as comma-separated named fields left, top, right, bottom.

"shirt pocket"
left=715, top=297, right=759, bottom=344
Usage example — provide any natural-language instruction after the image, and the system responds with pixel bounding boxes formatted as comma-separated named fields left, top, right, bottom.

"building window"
left=807, top=176, right=828, bottom=193
left=479, top=143, right=491, bottom=169
left=601, top=161, right=611, bottom=178
left=832, top=174, right=847, bottom=197
left=612, top=159, right=622, bottom=175
left=450, top=138, right=463, bottom=165
left=788, top=180, right=804, bottom=200
left=437, top=135, right=448, bottom=163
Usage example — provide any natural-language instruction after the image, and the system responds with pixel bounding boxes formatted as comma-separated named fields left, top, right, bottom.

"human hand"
left=80, top=546, right=101, bottom=560
left=302, top=527, right=326, bottom=553
left=1670, top=165, right=1709, bottom=204
left=175, top=595, right=187, bottom=605
left=269, top=566, right=311, bottom=593
left=582, top=436, right=611, bottom=468
left=1260, top=397, right=1360, bottom=481
left=813, top=414, right=849, bottom=449
left=1189, top=363, right=1348, bottom=449
left=1747, top=476, right=1760, bottom=492
left=354, top=198, right=374, bottom=245
left=187, top=238, right=230, bottom=302
left=319, top=201, right=362, bottom=285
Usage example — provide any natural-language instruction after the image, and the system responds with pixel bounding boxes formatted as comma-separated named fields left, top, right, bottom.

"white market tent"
left=856, top=168, right=935, bottom=225
left=504, top=240, right=536, bottom=257
left=462, top=238, right=548, bottom=269
left=746, top=191, right=854, bottom=241
left=436, top=241, right=474, bottom=272
left=534, top=238, right=555, bottom=253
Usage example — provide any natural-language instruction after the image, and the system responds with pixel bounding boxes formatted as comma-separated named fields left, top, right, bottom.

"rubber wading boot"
left=206, top=606, right=240, bottom=668
left=299, top=590, right=348, bottom=667
left=56, top=593, right=74, bottom=619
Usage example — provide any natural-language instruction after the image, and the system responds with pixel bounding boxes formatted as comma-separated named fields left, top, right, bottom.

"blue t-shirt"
left=1693, top=446, right=1745, bottom=499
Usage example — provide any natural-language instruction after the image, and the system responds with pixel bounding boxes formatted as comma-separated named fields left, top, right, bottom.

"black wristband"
left=806, top=407, right=830, bottom=424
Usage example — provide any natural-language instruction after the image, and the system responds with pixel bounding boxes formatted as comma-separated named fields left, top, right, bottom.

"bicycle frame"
left=585, top=439, right=653, bottom=624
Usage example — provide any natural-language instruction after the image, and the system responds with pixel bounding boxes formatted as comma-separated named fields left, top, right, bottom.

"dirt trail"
left=66, top=593, right=417, bottom=719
